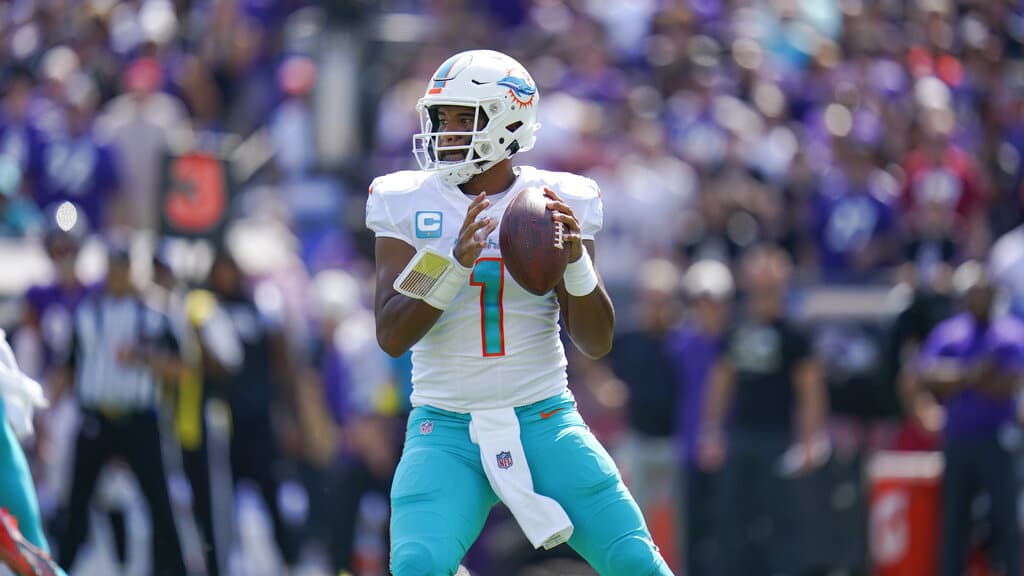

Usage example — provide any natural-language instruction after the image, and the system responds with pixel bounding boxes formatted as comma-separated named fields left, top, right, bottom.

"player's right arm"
left=374, top=191, right=497, bottom=357
left=373, top=238, right=445, bottom=357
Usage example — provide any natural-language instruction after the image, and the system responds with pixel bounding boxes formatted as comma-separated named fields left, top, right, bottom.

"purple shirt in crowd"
left=25, top=281, right=94, bottom=371
left=918, top=313, right=1024, bottom=439
left=0, top=117, right=45, bottom=178
left=35, top=134, right=118, bottom=229
left=667, top=323, right=724, bottom=465
left=814, top=172, right=895, bottom=272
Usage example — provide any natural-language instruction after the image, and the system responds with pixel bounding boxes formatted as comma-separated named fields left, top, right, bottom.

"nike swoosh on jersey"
left=539, top=408, right=564, bottom=419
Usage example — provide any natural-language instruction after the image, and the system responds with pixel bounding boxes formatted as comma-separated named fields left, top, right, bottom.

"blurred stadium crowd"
left=2, top=0, right=1024, bottom=575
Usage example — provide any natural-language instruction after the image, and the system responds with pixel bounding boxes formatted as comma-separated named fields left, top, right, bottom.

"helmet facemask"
left=414, top=98, right=533, bottom=185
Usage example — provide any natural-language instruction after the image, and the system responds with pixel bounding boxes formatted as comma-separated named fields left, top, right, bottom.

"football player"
left=367, top=50, right=673, bottom=575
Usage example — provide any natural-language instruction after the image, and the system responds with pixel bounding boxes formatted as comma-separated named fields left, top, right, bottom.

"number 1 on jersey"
left=470, top=258, right=505, bottom=357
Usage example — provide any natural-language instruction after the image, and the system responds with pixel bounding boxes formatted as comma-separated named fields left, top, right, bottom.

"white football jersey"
left=366, top=166, right=603, bottom=412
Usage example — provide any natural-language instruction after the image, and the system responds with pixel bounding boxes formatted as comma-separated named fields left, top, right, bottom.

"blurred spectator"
left=146, top=243, right=188, bottom=342
left=607, top=258, right=681, bottom=517
left=699, top=245, right=829, bottom=576
left=0, top=65, right=45, bottom=189
left=167, top=262, right=244, bottom=576
left=204, top=248, right=300, bottom=573
left=901, top=106, right=989, bottom=257
left=270, top=55, right=318, bottom=181
left=17, top=200, right=90, bottom=452
left=669, top=259, right=734, bottom=576
left=0, top=156, right=42, bottom=237
left=35, top=77, right=118, bottom=233
left=208, top=16, right=278, bottom=138
left=811, top=139, right=899, bottom=277
left=891, top=274, right=958, bottom=452
left=311, top=268, right=401, bottom=575
left=96, top=58, right=188, bottom=231
left=171, top=54, right=225, bottom=135
left=596, top=120, right=697, bottom=293
left=57, top=241, right=186, bottom=576
left=901, top=196, right=960, bottom=290
left=678, top=171, right=750, bottom=268
left=912, top=261, right=1024, bottom=576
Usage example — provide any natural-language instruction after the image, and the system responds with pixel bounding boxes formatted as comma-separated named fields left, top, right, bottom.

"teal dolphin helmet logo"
left=496, top=75, right=536, bottom=107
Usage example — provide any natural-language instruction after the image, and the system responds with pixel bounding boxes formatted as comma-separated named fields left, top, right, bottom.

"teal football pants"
left=390, top=390, right=674, bottom=575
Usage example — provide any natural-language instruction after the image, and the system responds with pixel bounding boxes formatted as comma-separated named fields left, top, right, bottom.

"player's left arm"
left=548, top=188, right=614, bottom=359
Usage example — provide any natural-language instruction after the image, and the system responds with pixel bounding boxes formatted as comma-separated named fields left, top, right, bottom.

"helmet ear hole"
left=506, top=121, right=523, bottom=133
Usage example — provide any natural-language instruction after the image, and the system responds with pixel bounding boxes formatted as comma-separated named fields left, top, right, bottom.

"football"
left=499, top=187, right=570, bottom=295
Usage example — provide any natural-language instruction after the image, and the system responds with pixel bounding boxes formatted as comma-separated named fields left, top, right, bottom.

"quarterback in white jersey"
left=368, top=50, right=673, bottom=576
left=367, top=166, right=602, bottom=411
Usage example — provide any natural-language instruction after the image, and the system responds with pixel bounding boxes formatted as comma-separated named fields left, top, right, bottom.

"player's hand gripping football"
left=454, top=192, right=499, bottom=268
left=543, top=188, right=583, bottom=262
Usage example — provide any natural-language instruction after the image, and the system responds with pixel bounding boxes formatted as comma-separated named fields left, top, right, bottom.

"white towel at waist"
left=0, top=329, right=48, bottom=439
left=469, top=407, right=573, bottom=550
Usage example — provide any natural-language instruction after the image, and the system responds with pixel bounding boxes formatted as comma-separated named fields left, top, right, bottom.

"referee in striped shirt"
left=57, top=242, right=187, bottom=575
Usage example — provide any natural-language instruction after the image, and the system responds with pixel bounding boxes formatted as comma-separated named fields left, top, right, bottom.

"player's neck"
left=459, top=160, right=516, bottom=197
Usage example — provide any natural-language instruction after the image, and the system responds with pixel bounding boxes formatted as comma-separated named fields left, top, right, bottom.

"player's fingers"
left=542, top=187, right=563, bottom=202
left=461, top=212, right=491, bottom=240
left=462, top=193, right=489, bottom=228
left=545, top=200, right=575, bottom=217
left=476, top=218, right=499, bottom=245
left=552, top=212, right=580, bottom=233
left=465, top=197, right=489, bottom=225
left=563, top=232, right=582, bottom=245
left=462, top=215, right=493, bottom=239
left=484, top=218, right=499, bottom=236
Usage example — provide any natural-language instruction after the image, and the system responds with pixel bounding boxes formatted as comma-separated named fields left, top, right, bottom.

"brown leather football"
left=499, top=187, right=569, bottom=295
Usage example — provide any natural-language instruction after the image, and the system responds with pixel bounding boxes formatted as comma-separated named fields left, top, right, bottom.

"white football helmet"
left=413, top=50, right=540, bottom=185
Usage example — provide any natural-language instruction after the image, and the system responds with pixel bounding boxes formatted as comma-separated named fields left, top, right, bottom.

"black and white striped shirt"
left=71, top=294, right=179, bottom=410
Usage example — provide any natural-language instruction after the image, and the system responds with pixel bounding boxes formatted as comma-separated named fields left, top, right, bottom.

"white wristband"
left=425, top=251, right=472, bottom=310
left=563, top=249, right=598, bottom=296
left=393, top=247, right=472, bottom=311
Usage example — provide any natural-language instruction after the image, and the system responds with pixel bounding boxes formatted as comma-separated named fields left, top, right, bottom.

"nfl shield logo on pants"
left=496, top=451, right=513, bottom=469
